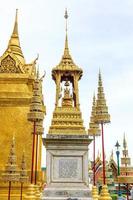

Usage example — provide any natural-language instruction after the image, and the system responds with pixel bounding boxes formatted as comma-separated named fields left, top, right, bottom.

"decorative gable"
left=0, top=55, right=22, bottom=73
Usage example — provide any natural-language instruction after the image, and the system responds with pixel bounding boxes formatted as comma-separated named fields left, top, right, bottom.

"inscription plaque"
left=59, top=159, right=78, bottom=178
left=53, top=156, right=83, bottom=182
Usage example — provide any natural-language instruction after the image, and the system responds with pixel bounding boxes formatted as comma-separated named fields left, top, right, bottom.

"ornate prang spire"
left=121, top=134, right=131, bottom=166
left=13, top=9, right=19, bottom=35
left=2, top=136, right=20, bottom=182
left=110, top=150, right=114, bottom=161
left=7, top=9, right=25, bottom=65
left=95, top=71, right=110, bottom=124
left=88, top=94, right=101, bottom=136
left=123, top=133, right=127, bottom=150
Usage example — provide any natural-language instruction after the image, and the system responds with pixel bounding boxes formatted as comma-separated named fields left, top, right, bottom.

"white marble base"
left=41, top=186, right=92, bottom=200
left=42, top=135, right=92, bottom=200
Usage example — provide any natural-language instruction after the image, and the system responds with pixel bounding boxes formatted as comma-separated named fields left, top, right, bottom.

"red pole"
left=93, top=135, right=96, bottom=186
left=20, top=182, right=23, bottom=200
left=35, top=134, right=38, bottom=185
left=31, top=121, right=36, bottom=183
left=8, top=181, right=11, bottom=200
left=101, top=123, right=106, bottom=185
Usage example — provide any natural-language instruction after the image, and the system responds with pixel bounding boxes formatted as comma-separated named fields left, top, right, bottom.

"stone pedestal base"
left=41, top=186, right=92, bottom=200
left=42, top=134, right=92, bottom=200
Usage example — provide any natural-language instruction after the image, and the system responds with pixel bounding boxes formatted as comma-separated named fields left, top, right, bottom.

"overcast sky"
left=1, top=0, right=133, bottom=166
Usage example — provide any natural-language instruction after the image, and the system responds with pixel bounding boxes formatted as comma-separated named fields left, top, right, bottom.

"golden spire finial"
left=98, top=69, right=102, bottom=87
left=64, top=8, right=68, bottom=32
left=13, top=9, right=18, bottom=35
left=64, top=8, right=69, bottom=56
left=7, top=9, right=25, bottom=65
left=123, top=133, right=127, bottom=150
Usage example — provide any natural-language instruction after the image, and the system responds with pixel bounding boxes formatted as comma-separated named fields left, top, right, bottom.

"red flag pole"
left=35, top=134, right=38, bottom=185
left=101, top=123, right=106, bottom=185
left=31, top=121, right=36, bottom=183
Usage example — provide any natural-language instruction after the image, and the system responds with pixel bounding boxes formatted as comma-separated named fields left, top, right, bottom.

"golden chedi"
left=1, top=137, right=20, bottom=199
left=0, top=10, right=43, bottom=199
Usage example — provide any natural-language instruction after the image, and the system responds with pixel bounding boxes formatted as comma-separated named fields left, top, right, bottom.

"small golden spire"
left=13, top=9, right=18, bottom=36
left=2, top=137, right=20, bottom=182
left=88, top=94, right=101, bottom=136
left=7, top=9, right=25, bottom=65
left=110, top=150, right=113, bottom=160
left=121, top=133, right=131, bottom=166
left=95, top=70, right=110, bottom=124
left=123, top=133, right=127, bottom=150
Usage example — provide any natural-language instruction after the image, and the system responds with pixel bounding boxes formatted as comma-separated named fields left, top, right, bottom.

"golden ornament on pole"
left=27, top=68, right=45, bottom=185
left=1, top=137, right=20, bottom=200
left=88, top=94, right=100, bottom=200
left=95, top=71, right=111, bottom=200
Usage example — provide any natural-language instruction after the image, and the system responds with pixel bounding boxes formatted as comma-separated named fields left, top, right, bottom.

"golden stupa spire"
left=121, top=134, right=131, bottom=166
left=110, top=150, right=114, bottom=160
left=64, top=8, right=69, bottom=56
left=13, top=9, right=19, bottom=35
left=7, top=9, right=25, bottom=65
left=95, top=70, right=110, bottom=124
left=88, top=94, right=101, bottom=136
left=2, top=136, right=20, bottom=182
left=56, top=8, right=81, bottom=70
left=123, top=132, right=127, bottom=150
left=49, top=9, right=85, bottom=134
